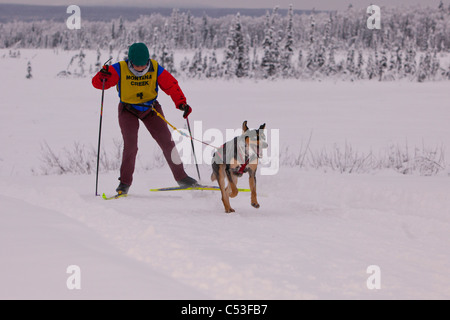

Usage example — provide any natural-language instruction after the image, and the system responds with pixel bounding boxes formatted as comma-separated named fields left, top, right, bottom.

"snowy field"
left=1, top=49, right=449, bottom=300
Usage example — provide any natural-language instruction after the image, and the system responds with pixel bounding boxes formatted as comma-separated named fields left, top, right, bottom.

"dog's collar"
left=214, top=134, right=261, bottom=166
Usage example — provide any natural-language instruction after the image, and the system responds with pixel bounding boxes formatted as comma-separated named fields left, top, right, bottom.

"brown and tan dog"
left=211, top=121, right=268, bottom=213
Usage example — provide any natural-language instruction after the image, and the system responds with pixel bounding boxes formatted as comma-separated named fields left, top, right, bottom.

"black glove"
left=98, top=65, right=111, bottom=82
left=178, top=103, right=192, bottom=119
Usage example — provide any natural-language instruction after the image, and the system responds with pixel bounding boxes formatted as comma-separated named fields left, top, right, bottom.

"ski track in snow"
left=1, top=169, right=449, bottom=299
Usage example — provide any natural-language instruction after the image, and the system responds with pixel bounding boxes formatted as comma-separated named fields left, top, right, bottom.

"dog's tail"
left=211, top=172, right=217, bottom=181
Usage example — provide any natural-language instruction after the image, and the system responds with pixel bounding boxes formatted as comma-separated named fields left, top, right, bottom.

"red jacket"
left=92, top=61, right=186, bottom=108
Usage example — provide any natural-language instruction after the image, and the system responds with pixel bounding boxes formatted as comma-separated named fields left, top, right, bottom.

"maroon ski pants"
left=118, top=101, right=187, bottom=186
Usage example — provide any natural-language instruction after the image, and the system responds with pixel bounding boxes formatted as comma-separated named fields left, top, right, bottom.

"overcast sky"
left=0, top=0, right=444, bottom=10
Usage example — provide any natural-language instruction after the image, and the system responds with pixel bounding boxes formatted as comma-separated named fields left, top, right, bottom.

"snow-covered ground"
left=1, top=49, right=449, bottom=299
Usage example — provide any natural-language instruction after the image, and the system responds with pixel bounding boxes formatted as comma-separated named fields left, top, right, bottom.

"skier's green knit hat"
left=128, top=42, right=150, bottom=66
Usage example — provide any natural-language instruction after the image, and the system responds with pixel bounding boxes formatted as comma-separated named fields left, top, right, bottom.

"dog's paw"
left=229, top=190, right=238, bottom=198
left=225, top=208, right=236, bottom=213
left=251, top=203, right=260, bottom=209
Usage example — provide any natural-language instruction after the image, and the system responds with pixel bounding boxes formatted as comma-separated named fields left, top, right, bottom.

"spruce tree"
left=417, top=55, right=427, bottom=82
left=355, top=49, right=364, bottom=79
left=306, top=14, right=323, bottom=73
left=324, top=45, right=337, bottom=76
left=151, top=27, right=161, bottom=61
left=77, top=48, right=86, bottom=77
left=378, top=44, right=388, bottom=81
left=261, top=8, right=279, bottom=78
left=160, top=44, right=176, bottom=75
left=26, top=61, right=32, bottom=79
left=179, top=56, right=190, bottom=75
left=395, top=47, right=403, bottom=76
left=431, top=49, right=440, bottom=79
left=417, top=49, right=433, bottom=82
left=366, top=53, right=377, bottom=80
left=206, top=51, right=219, bottom=78
left=270, top=7, right=281, bottom=75
left=95, top=47, right=101, bottom=69
left=189, top=48, right=203, bottom=78
left=280, top=4, right=295, bottom=78
left=223, top=25, right=236, bottom=78
left=186, top=11, right=196, bottom=49
left=233, top=13, right=250, bottom=78
left=223, top=13, right=249, bottom=78
left=403, top=42, right=417, bottom=77
left=296, top=49, right=304, bottom=78
left=201, top=13, right=209, bottom=48
left=170, top=9, right=180, bottom=48
left=346, top=46, right=355, bottom=74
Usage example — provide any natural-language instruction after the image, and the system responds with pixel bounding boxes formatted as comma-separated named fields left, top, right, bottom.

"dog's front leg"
left=248, top=165, right=260, bottom=209
left=218, top=165, right=235, bottom=213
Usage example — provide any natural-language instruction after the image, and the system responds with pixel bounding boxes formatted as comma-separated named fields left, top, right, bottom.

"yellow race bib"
left=118, top=59, right=159, bottom=104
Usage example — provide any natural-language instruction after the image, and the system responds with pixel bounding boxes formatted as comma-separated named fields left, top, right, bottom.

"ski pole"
left=186, top=117, right=201, bottom=181
left=95, top=58, right=112, bottom=196
left=95, top=78, right=105, bottom=196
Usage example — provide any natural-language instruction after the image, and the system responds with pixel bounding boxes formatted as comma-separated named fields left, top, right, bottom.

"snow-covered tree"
left=170, top=9, right=181, bottom=48
left=233, top=13, right=250, bottom=78
left=355, top=49, right=364, bottom=79
left=280, top=5, right=295, bottom=78
left=185, top=11, right=196, bottom=49
left=261, top=8, right=279, bottom=78
left=378, top=44, right=388, bottom=81
left=223, top=25, right=236, bottom=78
left=76, top=48, right=86, bottom=76
left=205, top=51, right=220, bottom=78
left=1, top=4, right=450, bottom=82
left=95, top=47, right=101, bottom=69
left=323, top=45, right=337, bottom=76
left=201, top=14, right=209, bottom=48
left=159, top=44, right=176, bottom=74
left=189, top=48, right=203, bottom=78
left=345, top=45, right=355, bottom=74
left=403, top=42, right=417, bottom=77
left=26, top=61, right=32, bottom=79
left=431, top=49, right=441, bottom=78
left=366, top=53, right=378, bottom=80
left=296, top=49, right=304, bottom=77
left=223, top=13, right=250, bottom=78
left=305, top=14, right=326, bottom=74
left=179, top=56, right=190, bottom=74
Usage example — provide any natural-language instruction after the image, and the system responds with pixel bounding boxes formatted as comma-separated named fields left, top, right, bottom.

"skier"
left=92, top=42, right=198, bottom=195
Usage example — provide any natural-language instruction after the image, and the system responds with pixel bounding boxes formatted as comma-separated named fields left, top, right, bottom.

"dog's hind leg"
left=248, top=164, right=260, bottom=209
left=218, top=165, right=235, bottom=213
left=211, top=161, right=219, bottom=182
left=226, top=166, right=239, bottom=198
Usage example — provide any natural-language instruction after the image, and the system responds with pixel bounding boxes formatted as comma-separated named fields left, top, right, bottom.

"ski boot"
left=177, top=176, right=198, bottom=188
left=116, top=182, right=130, bottom=196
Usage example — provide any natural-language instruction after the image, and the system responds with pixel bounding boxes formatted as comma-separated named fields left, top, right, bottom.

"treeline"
left=2, top=3, right=450, bottom=81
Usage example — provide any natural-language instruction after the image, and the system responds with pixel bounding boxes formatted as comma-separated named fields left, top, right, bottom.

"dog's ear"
left=259, top=123, right=266, bottom=130
left=242, top=121, right=249, bottom=133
